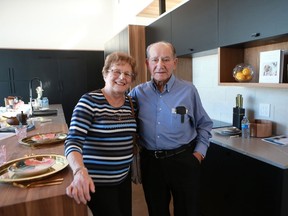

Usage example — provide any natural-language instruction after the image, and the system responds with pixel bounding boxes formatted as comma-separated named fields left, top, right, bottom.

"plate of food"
left=0, top=154, right=68, bottom=182
left=19, top=132, right=67, bottom=147
left=8, top=157, right=55, bottom=177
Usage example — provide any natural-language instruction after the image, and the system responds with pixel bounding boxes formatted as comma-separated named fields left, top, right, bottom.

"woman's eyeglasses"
left=108, top=69, right=134, bottom=78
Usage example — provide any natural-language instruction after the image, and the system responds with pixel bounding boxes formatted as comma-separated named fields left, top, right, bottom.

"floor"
left=132, top=183, right=174, bottom=216
left=88, top=183, right=172, bottom=216
left=132, top=183, right=149, bottom=216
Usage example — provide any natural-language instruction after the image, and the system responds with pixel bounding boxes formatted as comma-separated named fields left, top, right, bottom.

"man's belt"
left=143, top=140, right=196, bottom=159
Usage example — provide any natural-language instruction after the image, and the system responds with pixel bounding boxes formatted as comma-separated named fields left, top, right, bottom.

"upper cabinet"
left=218, top=0, right=288, bottom=88
left=145, top=13, right=172, bottom=46
left=0, top=50, right=30, bottom=81
left=0, top=50, right=30, bottom=99
left=171, top=0, right=218, bottom=56
left=105, top=25, right=147, bottom=87
left=146, top=0, right=218, bottom=56
left=219, top=0, right=288, bottom=46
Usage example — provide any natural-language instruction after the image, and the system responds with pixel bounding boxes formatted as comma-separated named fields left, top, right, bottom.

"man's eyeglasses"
left=108, top=69, right=134, bottom=78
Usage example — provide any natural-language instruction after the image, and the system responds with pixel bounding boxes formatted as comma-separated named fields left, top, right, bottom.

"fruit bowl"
left=233, top=64, right=254, bottom=82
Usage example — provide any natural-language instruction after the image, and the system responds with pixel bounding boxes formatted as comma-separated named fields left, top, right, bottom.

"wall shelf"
left=218, top=82, right=288, bottom=89
left=219, top=36, right=288, bottom=88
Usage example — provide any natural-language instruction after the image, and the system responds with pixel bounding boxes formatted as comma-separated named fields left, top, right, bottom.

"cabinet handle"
left=251, top=33, right=260, bottom=37
left=8, top=68, right=16, bottom=93
left=11, top=68, right=16, bottom=93
left=8, top=68, right=13, bottom=93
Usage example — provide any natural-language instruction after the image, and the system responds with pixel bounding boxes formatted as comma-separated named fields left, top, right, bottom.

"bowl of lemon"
left=233, top=64, right=254, bottom=82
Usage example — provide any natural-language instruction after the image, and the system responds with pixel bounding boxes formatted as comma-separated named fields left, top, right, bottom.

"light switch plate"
left=259, top=103, right=270, bottom=117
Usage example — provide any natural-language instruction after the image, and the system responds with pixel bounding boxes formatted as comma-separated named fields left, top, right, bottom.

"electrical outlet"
left=259, top=103, right=270, bottom=117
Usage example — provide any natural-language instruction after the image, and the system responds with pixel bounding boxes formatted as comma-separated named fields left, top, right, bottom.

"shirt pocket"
left=170, top=112, right=191, bottom=134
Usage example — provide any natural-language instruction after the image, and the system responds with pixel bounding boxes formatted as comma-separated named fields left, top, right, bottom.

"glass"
left=108, top=69, right=134, bottom=78
left=15, top=126, right=27, bottom=142
left=42, top=97, right=49, bottom=109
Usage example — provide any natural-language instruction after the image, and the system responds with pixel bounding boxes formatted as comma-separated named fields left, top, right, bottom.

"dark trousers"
left=87, top=173, right=132, bottom=216
left=141, top=147, right=201, bottom=216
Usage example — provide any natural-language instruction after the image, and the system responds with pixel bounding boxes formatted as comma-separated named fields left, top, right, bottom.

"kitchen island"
left=0, top=105, right=87, bottom=216
left=200, top=130, right=288, bottom=216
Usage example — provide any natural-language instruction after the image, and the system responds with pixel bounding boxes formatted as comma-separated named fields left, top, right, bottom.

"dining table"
left=0, top=104, right=88, bottom=216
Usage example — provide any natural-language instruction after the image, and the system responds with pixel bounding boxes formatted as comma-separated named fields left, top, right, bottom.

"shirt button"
left=157, top=136, right=160, bottom=139
left=158, top=122, right=160, bottom=124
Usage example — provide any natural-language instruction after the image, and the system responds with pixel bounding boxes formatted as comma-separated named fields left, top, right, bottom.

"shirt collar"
left=150, top=74, right=176, bottom=93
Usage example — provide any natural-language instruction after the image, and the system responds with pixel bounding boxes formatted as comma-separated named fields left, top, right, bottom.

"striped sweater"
left=64, top=89, right=137, bottom=185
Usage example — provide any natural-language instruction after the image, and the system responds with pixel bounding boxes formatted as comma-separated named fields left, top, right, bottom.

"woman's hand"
left=66, top=167, right=95, bottom=204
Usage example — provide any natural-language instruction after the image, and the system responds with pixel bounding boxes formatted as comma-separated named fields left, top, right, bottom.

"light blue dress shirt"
left=129, top=74, right=213, bottom=157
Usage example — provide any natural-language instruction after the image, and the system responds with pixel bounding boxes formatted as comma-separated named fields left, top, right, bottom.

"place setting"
left=18, top=132, right=67, bottom=148
left=0, top=154, right=69, bottom=188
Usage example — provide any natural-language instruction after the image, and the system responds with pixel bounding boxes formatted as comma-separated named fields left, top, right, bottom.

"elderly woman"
left=64, top=52, right=137, bottom=216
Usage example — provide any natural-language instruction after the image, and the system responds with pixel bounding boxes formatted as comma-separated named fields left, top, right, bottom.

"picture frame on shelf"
left=259, top=49, right=284, bottom=83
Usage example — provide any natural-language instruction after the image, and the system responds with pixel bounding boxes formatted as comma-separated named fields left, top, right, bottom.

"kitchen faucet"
left=29, top=77, right=43, bottom=113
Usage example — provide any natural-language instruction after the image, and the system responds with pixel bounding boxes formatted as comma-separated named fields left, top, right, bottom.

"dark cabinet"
left=28, top=52, right=59, bottom=104
left=57, top=55, right=88, bottom=123
left=219, top=0, right=288, bottom=46
left=145, top=13, right=172, bottom=46
left=200, top=143, right=288, bottom=216
left=0, top=50, right=30, bottom=98
left=0, top=50, right=104, bottom=125
left=171, top=0, right=218, bottom=56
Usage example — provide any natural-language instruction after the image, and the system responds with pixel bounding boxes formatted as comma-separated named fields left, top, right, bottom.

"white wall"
left=0, top=0, right=154, bottom=50
left=193, top=53, right=288, bottom=135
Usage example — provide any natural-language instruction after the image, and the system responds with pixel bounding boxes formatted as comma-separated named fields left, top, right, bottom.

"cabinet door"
left=119, top=28, right=129, bottom=53
left=171, top=0, right=218, bottom=56
left=146, top=13, right=172, bottom=47
left=201, top=143, right=286, bottom=216
left=28, top=52, right=60, bottom=104
left=0, top=50, right=12, bottom=81
left=0, top=50, right=29, bottom=81
left=104, top=34, right=120, bottom=57
left=0, top=81, right=11, bottom=106
left=219, top=0, right=288, bottom=46
left=0, top=50, right=30, bottom=101
left=57, top=56, right=87, bottom=124
left=9, top=50, right=30, bottom=81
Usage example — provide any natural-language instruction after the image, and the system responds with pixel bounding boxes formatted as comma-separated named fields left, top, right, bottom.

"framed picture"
left=259, top=50, right=284, bottom=83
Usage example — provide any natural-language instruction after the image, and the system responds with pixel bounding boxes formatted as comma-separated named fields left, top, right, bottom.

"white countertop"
left=210, top=130, right=288, bottom=169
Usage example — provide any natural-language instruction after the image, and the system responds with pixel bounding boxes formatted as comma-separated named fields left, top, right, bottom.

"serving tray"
left=214, top=126, right=241, bottom=136
left=0, top=154, right=68, bottom=182
left=19, top=132, right=67, bottom=147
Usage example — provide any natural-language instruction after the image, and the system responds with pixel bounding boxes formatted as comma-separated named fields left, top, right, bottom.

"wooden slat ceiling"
left=137, top=0, right=184, bottom=18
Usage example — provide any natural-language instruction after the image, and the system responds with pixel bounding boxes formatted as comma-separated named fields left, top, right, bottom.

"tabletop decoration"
left=233, top=63, right=254, bottom=82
